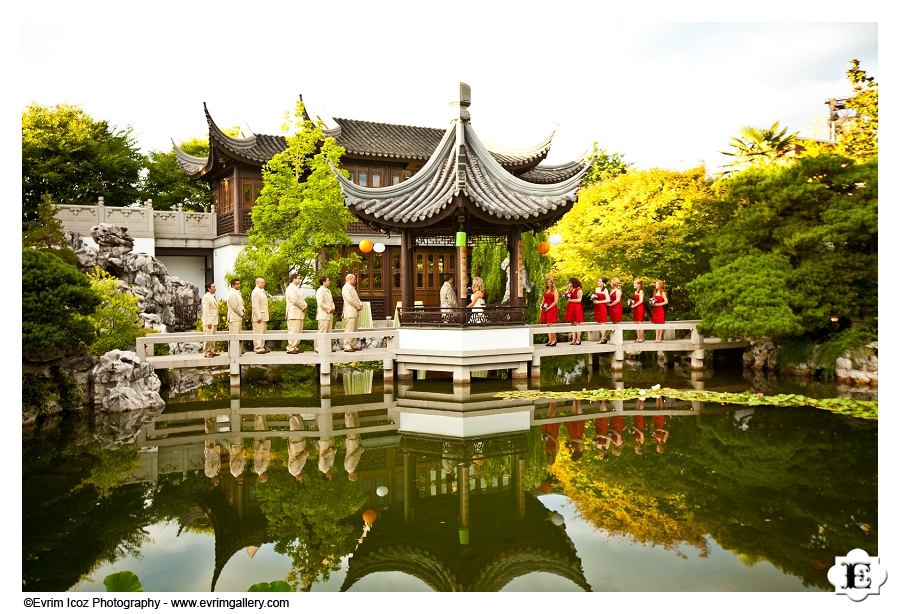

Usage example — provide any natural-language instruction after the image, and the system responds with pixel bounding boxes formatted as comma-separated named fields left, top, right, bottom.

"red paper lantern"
left=359, top=240, right=373, bottom=253
left=537, top=242, right=551, bottom=255
left=362, top=509, right=377, bottom=524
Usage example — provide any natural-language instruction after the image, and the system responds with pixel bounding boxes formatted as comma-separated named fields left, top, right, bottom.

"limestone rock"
left=71, top=227, right=201, bottom=331
left=91, top=349, right=165, bottom=412
left=742, top=338, right=779, bottom=372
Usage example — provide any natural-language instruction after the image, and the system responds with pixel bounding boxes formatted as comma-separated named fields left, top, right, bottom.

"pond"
left=22, top=356, right=877, bottom=592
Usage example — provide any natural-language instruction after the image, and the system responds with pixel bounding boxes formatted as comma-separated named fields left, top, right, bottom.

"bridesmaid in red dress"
left=608, top=278, right=624, bottom=325
left=651, top=278, right=669, bottom=342
left=592, top=277, right=610, bottom=343
left=629, top=278, right=646, bottom=342
left=564, top=278, right=584, bottom=345
left=564, top=400, right=585, bottom=461
left=539, top=277, right=560, bottom=346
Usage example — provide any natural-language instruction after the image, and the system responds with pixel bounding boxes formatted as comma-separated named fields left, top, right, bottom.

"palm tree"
left=722, top=121, right=799, bottom=172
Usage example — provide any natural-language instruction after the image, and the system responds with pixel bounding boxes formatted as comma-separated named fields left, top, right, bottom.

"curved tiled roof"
left=332, top=120, right=590, bottom=231
left=177, top=104, right=560, bottom=176
left=519, top=160, right=587, bottom=184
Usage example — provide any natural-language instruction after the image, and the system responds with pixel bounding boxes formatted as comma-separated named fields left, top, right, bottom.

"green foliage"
left=837, top=59, right=878, bottom=160
left=22, top=103, right=145, bottom=222
left=693, top=154, right=877, bottom=337
left=581, top=144, right=629, bottom=186
left=248, top=581, right=293, bottom=592
left=470, top=240, right=506, bottom=302
left=23, top=195, right=68, bottom=248
left=23, top=249, right=99, bottom=363
left=721, top=121, right=799, bottom=173
left=497, top=386, right=877, bottom=420
left=687, top=253, right=802, bottom=338
left=103, top=571, right=143, bottom=592
left=243, top=101, right=358, bottom=289
left=140, top=138, right=211, bottom=212
left=254, top=469, right=367, bottom=591
left=550, top=167, right=716, bottom=316
left=86, top=268, right=146, bottom=355
left=812, top=324, right=877, bottom=377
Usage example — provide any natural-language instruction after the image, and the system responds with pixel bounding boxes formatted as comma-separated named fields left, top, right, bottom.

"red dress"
left=632, top=292, right=645, bottom=322
left=540, top=291, right=558, bottom=324
left=651, top=291, right=666, bottom=324
left=608, top=289, right=623, bottom=323
left=564, top=289, right=584, bottom=323
left=593, top=290, right=608, bottom=323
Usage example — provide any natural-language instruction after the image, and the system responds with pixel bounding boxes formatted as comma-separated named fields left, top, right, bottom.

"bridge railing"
left=135, top=328, right=399, bottom=361
left=529, top=320, right=704, bottom=343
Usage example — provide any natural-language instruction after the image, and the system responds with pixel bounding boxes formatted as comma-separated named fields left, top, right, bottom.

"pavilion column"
left=507, top=228, right=521, bottom=307
left=401, top=229, right=414, bottom=310
left=456, top=212, right=467, bottom=304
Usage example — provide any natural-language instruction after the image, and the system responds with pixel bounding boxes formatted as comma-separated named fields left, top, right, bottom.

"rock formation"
left=91, top=350, right=165, bottom=412
left=69, top=224, right=200, bottom=332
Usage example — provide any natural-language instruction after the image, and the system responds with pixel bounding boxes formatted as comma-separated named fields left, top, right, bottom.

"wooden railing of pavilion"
left=398, top=306, right=526, bottom=327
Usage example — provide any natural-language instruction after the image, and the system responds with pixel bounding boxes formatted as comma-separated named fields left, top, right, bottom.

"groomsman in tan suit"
left=251, top=278, right=270, bottom=354
left=226, top=278, right=245, bottom=355
left=341, top=273, right=363, bottom=352
left=202, top=282, right=219, bottom=358
left=315, top=276, right=335, bottom=334
left=285, top=273, right=307, bottom=354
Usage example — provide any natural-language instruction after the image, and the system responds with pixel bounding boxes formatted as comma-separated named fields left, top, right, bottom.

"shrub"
left=23, top=249, right=99, bottom=363
left=86, top=268, right=144, bottom=355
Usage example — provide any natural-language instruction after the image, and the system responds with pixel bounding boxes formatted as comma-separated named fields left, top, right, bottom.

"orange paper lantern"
left=537, top=242, right=551, bottom=255
left=362, top=509, right=377, bottom=524
left=359, top=240, right=374, bottom=253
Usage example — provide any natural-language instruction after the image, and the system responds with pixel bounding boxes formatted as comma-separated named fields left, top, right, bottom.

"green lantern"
left=459, top=527, right=469, bottom=545
left=455, top=231, right=467, bottom=247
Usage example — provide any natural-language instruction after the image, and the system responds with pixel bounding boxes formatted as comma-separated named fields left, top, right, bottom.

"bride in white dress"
left=467, top=276, right=486, bottom=322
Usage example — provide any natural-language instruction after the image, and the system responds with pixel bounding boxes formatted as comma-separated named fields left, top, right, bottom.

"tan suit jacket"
left=202, top=292, right=219, bottom=326
left=285, top=283, right=307, bottom=320
left=341, top=282, right=363, bottom=319
left=440, top=282, right=459, bottom=308
left=226, top=289, right=245, bottom=323
left=316, top=285, right=335, bottom=321
left=251, top=287, right=269, bottom=322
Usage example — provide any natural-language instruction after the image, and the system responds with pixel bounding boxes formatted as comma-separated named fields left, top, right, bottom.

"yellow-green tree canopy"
left=548, top=167, right=716, bottom=315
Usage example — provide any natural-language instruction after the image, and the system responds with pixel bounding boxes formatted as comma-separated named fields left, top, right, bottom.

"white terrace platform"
left=136, top=320, right=747, bottom=386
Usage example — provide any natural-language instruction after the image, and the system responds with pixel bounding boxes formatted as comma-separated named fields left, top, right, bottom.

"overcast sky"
left=17, top=2, right=877, bottom=174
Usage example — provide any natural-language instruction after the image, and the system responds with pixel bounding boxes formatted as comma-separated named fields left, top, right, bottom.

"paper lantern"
left=376, top=485, right=388, bottom=497
left=455, top=231, right=467, bottom=247
left=549, top=233, right=563, bottom=246
left=537, top=242, right=550, bottom=255
left=359, top=240, right=373, bottom=253
left=373, top=242, right=386, bottom=253
left=362, top=509, right=377, bottom=524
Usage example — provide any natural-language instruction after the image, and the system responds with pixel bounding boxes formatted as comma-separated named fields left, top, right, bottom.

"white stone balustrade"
left=55, top=198, right=216, bottom=241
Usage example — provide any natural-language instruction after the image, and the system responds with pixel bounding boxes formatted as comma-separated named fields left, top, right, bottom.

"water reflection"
left=22, top=371, right=877, bottom=592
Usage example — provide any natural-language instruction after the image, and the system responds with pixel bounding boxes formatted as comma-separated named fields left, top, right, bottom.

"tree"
left=837, top=59, right=878, bottom=160
left=237, top=101, right=357, bottom=288
left=22, top=104, right=146, bottom=222
left=23, top=195, right=67, bottom=250
left=23, top=249, right=100, bottom=363
left=722, top=121, right=799, bottom=173
left=140, top=137, right=211, bottom=211
left=86, top=268, right=145, bottom=355
left=581, top=144, right=628, bottom=187
left=689, top=154, right=877, bottom=337
left=549, top=167, right=717, bottom=316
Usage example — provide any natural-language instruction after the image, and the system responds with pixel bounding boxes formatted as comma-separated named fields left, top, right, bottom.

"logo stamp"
left=827, top=548, right=887, bottom=601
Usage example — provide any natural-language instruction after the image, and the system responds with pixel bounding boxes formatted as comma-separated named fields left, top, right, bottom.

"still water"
left=23, top=356, right=877, bottom=592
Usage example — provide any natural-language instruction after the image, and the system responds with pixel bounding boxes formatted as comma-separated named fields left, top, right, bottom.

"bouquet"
left=627, top=299, right=635, bottom=308
left=648, top=297, right=657, bottom=306
left=564, top=290, right=572, bottom=299
left=540, top=303, right=548, bottom=312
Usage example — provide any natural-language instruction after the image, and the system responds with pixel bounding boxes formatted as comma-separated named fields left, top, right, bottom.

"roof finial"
left=450, top=82, right=471, bottom=122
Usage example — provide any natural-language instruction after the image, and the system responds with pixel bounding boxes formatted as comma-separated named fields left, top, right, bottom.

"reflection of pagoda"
left=342, top=428, right=590, bottom=591
left=196, top=471, right=270, bottom=591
